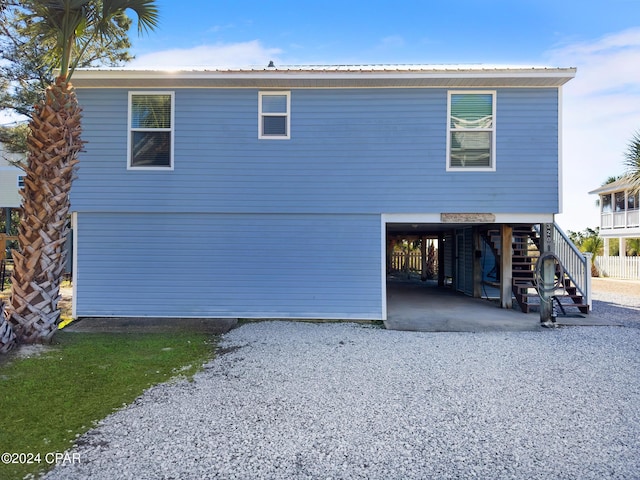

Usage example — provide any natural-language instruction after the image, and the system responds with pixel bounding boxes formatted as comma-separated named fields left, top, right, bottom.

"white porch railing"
left=594, top=256, right=640, bottom=280
left=601, top=209, right=640, bottom=229
left=551, top=223, right=592, bottom=309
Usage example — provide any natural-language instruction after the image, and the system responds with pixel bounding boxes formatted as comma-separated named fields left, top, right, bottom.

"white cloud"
left=549, top=28, right=640, bottom=232
left=129, top=40, right=282, bottom=69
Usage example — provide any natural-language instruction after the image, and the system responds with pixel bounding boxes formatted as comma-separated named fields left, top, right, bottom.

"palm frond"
left=101, top=0, right=159, bottom=35
left=623, top=130, right=640, bottom=194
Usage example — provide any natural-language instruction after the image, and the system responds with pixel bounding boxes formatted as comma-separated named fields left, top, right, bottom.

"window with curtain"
left=447, top=92, right=495, bottom=170
left=259, top=92, right=290, bottom=139
left=128, top=92, right=174, bottom=168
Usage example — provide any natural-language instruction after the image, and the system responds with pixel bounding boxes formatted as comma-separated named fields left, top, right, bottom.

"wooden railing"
left=0, top=234, right=18, bottom=291
left=0, top=234, right=18, bottom=262
left=551, top=223, right=592, bottom=309
left=390, top=251, right=423, bottom=272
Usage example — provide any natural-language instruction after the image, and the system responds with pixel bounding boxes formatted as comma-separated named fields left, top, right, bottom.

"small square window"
left=447, top=91, right=496, bottom=171
left=259, top=92, right=290, bottom=139
left=128, top=92, right=174, bottom=169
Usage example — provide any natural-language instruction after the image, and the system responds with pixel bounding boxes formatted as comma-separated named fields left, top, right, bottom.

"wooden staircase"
left=482, top=226, right=589, bottom=314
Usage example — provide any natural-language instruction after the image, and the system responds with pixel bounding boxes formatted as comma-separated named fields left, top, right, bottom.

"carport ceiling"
left=386, top=222, right=535, bottom=237
left=386, top=223, right=470, bottom=236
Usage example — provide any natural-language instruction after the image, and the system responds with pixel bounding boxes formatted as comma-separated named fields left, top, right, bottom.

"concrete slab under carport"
left=385, top=279, right=619, bottom=332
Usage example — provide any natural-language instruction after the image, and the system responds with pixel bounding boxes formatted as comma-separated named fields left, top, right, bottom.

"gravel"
left=45, top=295, right=640, bottom=480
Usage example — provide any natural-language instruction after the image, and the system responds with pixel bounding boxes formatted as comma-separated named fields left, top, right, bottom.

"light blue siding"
left=75, top=213, right=382, bottom=319
left=71, top=85, right=562, bottom=319
left=72, top=87, right=560, bottom=215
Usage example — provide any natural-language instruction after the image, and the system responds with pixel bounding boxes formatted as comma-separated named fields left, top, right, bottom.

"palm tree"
left=2, top=1, right=159, bottom=349
left=624, top=130, right=640, bottom=193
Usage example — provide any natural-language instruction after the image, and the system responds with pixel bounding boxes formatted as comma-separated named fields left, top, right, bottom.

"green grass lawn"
left=0, top=331, right=216, bottom=479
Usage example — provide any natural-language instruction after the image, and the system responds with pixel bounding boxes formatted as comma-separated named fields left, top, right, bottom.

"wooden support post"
left=403, top=244, right=410, bottom=278
left=420, top=236, right=427, bottom=281
left=438, top=233, right=445, bottom=287
left=4, top=208, right=10, bottom=234
left=499, top=224, right=512, bottom=309
left=539, top=223, right=554, bottom=323
left=473, top=228, right=482, bottom=298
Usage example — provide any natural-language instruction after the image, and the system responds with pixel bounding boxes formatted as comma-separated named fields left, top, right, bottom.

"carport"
left=384, top=216, right=520, bottom=329
left=383, top=218, right=609, bottom=331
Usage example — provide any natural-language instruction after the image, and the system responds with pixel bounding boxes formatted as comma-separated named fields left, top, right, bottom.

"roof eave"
left=588, top=179, right=634, bottom=195
left=71, top=67, right=577, bottom=89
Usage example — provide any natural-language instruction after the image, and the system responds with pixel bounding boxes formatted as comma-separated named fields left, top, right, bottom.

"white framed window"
left=128, top=91, right=174, bottom=169
left=446, top=91, right=496, bottom=171
left=259, top=91, right=290, bottom=139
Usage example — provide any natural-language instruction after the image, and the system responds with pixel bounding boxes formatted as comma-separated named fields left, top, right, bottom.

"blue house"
left=70, top=65, right=588, bottom=321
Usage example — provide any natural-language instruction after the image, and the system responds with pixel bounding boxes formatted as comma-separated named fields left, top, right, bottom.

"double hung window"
left=447, top=91, right=496, bottom=171
left=259, top=92, right=290, bottom=139
left=128, top=92, right=174, bottom=169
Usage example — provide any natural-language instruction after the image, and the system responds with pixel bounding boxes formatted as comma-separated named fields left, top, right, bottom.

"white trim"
left=380, top=216, right=387, bottom=321
left=74, top=313, right=381, bottom=320
left=127, top=91, right=175, bottom=170
left=558, top=86, right=564, bottom=213
left=72, top=67, right=576, bottom=91
left=382, top=212, right=554, bottom=224
left=71, top=212, right=78, bottom=320
left=446, top=90, right=497, bottom=172
left=258, top=91, right=291, bottom=140
left=382, top=213, right=442, bottom=223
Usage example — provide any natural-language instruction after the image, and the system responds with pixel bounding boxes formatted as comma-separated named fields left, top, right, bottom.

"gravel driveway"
left=46, top=289, right=640, bottom=480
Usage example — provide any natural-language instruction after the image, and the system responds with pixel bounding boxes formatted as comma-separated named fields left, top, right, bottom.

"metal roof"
left=588, top=178, right=634, bottom=195
left=71, top=64, right=576, bottom=89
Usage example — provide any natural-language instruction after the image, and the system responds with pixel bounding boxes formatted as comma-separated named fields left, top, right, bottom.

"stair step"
left=484, top=224, right=588, bottom=315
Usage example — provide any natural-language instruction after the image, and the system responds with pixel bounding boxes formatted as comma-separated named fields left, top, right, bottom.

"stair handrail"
left=553, top=223, right=591, bottom=310
left=533, top=224, right=592, bottom=311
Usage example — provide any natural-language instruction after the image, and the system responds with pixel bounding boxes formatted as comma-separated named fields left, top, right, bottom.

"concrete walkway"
left=385, top=280, right=618, bottom=332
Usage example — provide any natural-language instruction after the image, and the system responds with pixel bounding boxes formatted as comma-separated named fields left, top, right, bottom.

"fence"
left=594, top=256, right=640, bottom=280
left=390, top=252, right=423, bottom=272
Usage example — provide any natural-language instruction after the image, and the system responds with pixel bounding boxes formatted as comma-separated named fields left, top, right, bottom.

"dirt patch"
left=59, top=284, right=73, bottom=319
left=591, top=278, right=640, bottom=298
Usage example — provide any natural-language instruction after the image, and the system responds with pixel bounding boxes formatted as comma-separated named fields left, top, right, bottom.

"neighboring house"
left=589, top=178, right=640, bottom=278
left=0, top=144, right=24, bottom=209
left=70, top=64, right=583, bottom=321
left=589, top=178, right=640, bottom=243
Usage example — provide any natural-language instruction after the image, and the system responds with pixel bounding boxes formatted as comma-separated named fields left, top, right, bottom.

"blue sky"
left=118, top=1, right=640, bottom=231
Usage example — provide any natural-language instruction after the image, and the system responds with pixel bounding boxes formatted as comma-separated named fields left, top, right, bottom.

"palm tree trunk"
left=6, top=77, right=81, bottom=344
left=0, top=302, right=16, bottom=353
